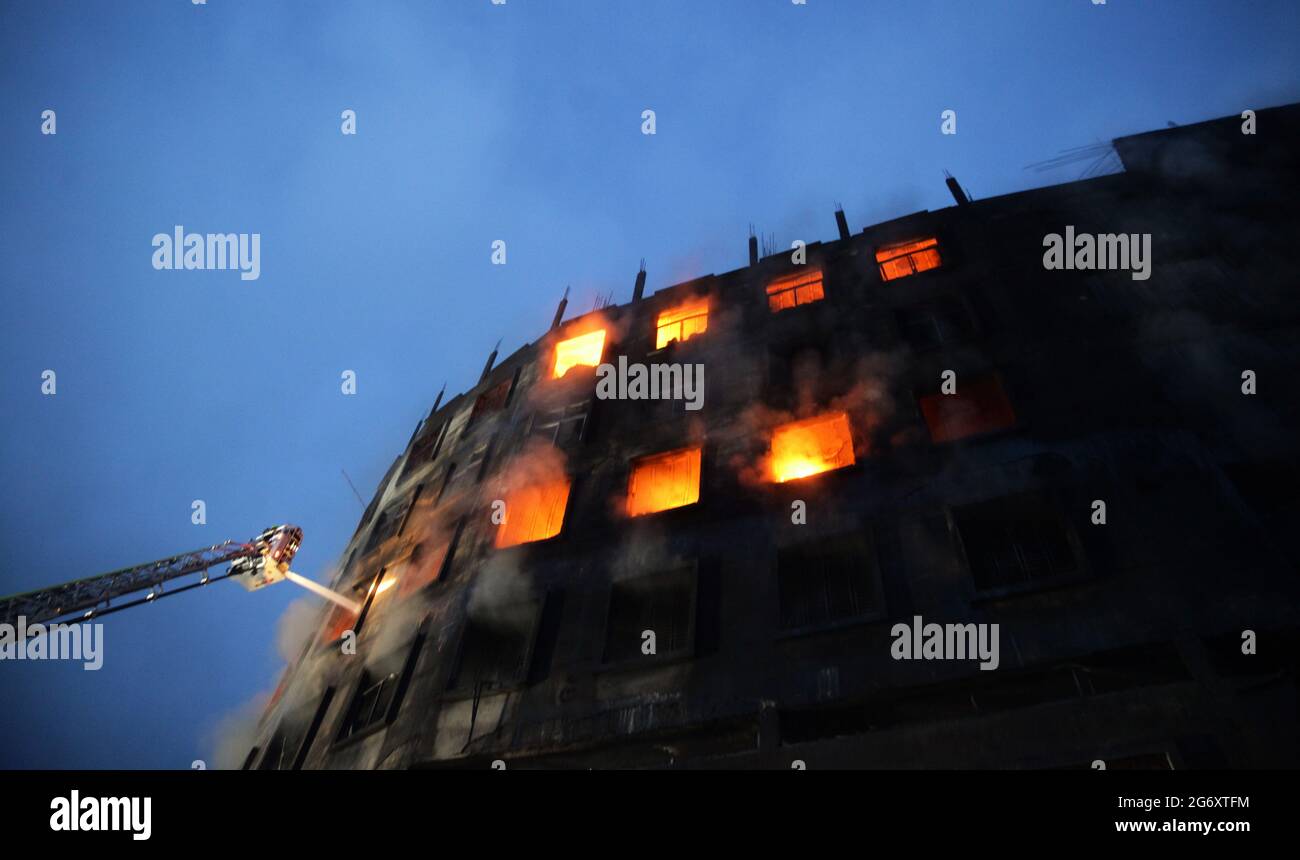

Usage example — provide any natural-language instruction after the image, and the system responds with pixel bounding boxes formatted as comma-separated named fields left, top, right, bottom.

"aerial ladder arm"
left=0, top=525, right=302, bottom=628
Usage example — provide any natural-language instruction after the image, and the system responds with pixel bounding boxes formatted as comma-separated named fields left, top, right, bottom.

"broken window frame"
left=528, top=399, right=592, bottom=448
left=401, top=421, right=449, bottom=483
left=469, top=376, right=515, bottom=425
left=334, top=635, right=423, bottom=746
left=446, top=599, right=544, bottom=695
left=259, top=689, right=336, bottom=770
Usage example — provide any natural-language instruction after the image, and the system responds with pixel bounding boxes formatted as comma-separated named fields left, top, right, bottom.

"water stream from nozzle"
left=284, top=570, right=362, bottom=614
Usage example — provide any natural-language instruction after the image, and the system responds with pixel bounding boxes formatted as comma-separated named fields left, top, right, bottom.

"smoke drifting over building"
left=246, top=106, right=1300, bottom=770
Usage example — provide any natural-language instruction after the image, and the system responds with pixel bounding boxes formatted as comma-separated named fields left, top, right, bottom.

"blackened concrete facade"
left=247, top=105, right=1300, bottom=771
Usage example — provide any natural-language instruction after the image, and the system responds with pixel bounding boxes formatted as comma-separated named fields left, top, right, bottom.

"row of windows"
left=396, top=235, right=954, bottom=499
left=373, top=370, right=1018, bottom=570
left=335, top=487, right=1083, bottom=671
left=488, top=372, right=1015, bottom=548
left=269, top=487, right=1084, bottom=767
left=552, top=236, right=945, bottom=379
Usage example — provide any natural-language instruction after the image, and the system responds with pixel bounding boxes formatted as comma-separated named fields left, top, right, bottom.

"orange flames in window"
left=770, top=411, right=856, bottom=483
left=496, top=479, right=572, bottom=547
left=552, top=330, right=606, bottom=378
left=766, top=270, right=825, bottom=312
left=626, top=447, right=702, bottom=516
left=655, top=300, right=709, bottom=349
left=876, top=238, right=941, bottom=281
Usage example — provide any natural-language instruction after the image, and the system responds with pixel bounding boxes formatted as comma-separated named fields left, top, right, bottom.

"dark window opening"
left=1223, top=460, right=1300, bottom=565
left=365, top=505, right=403, bottom=554
left=448, top=602, right=541, bottom=693
left=470, top=379, right=512, bottom=423
left=260, top=689, right=335, bottom=770
left=350, top=568, right=386, bottom=637
left=530, top=401, right=591, bottom=447
left=917, top=372, right=1016, bottom=443
left=435, top=462, right=458, bottom=504
left=339, top=670, right=399, bottom=741
left=953, top=493, right=1079, bottom=592
left=777, top=533, right=880, bottom=630
left=401, top=420, right=450, bottom=483
left=603, top=568, right=696, bottom=665
left=767, top=340, right=832, bottom=410
left=337, top=639, right=421, bottom=744
left=896, top=300, right=974, bottom=351
left=397, top=485, right=424, bottom=537
left=465, top=442, right=493, bottom=483
left=400, top=519, right=466, bottom=598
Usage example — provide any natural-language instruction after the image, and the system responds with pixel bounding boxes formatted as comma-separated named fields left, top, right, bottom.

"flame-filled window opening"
left=552, top=329, right=606, bottom=379
left=495, top=479, right=571, bottom=548
left=953, top=493, right=1079, bottom=592
left=626, top=447, right=702, bottom=517
left=447, top=601, right=541, bottom=692
left=336, top=639, right=420, bottom=742
left=655, top=299, right=709, bottom=349
left=769, top=411, right=857, bottom=483
left=918, top=373, right=1016, bottom=443
left=766, top=270, right=825, bottom=313
left=777, top=533, right=880, bottom=631
left=603, top=568, right=696, bottom=664
left=876, top=237, right=942, bottom=281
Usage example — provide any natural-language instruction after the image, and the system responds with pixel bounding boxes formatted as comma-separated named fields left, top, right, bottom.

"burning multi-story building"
left=247, top=105, right=1300, bottom=770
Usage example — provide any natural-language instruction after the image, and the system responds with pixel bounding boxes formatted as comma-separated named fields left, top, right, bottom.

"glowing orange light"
left=770, top=411, right=856, bottom=483
left=496, top=479, right=571, bottom=547
left=376, top=574, right=398, bottom=595
left=321, top=605, right=357, bottom=644
left=766, top=270, right=825, bottom=312
left=876, top=237, right=941, bottom=281
left=626, top=447, right=702, bottom=516
left=655, top=300, right=709, bottom=349
left=553, top=330, right=606, bottom=378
